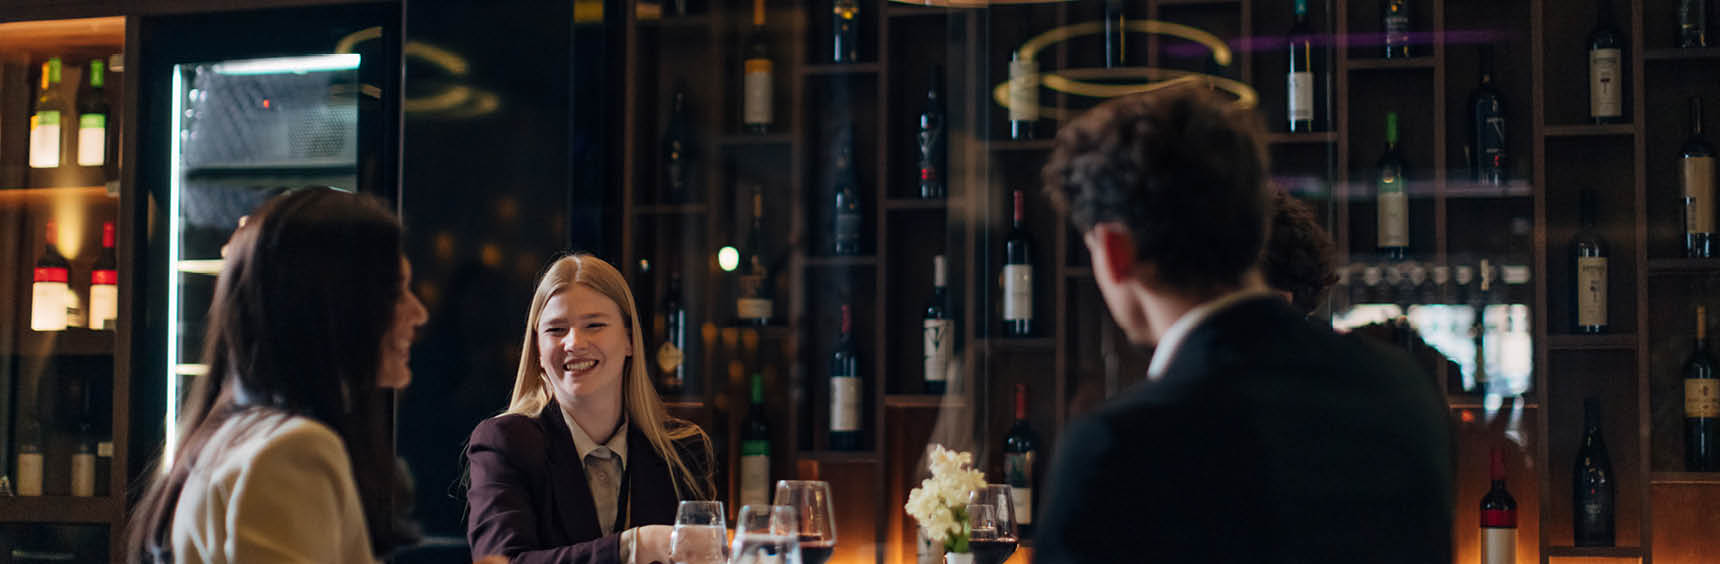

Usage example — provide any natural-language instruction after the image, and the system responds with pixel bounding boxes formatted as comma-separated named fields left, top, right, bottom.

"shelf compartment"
left=1543, top=546, right=1641, bottom=559
left=1647, top=258, right=1720, bottom=274
left=802, top=256, right=878, bottom=267
left=1643, top=47, right=1720, bottom=61
left=1547, top=334, right=1638, bottom=351
left=977, top=337, right=1056, bottom=353
left=801, top=63, right=882, bottom=76
left=1345, top=57, right=1437, bottom=71
left=631, top=204, right=709, bottom=216
left=717, top=133, right=794, bottom=147
left=883, top=394, right=970, bottom=409
left=1544, top=124, right=1636, bottom=138
left=0, top=497, right=119, bottom=524
left=1651, top=472, right=1720, bottom=485
left=1265, top=132, right=1338, bottom=145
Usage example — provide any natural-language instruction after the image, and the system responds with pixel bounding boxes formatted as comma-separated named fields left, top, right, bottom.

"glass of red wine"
left=774, top=480, right=837, bottom=564
left=968, top=484, right=1018, bottom=564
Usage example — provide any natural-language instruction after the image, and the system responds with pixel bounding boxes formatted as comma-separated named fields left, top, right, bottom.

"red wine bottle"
left=1382, top=0, right=1412, bottom=59
left=1003, top=190, right=1034, bottom=337
left=1683, top=97, right=1716, bottom=258
left=1003, top=383, right=1040, bottom=538
left=829, top=304, right=862, bottom=450
left=1480, top=447, right=1517, bottom=564
left=1686, top=305, right=1718, bottom=471
left=31, top=221, right=70, bottom=332
left=1573, top=398, right=1616, bottom=547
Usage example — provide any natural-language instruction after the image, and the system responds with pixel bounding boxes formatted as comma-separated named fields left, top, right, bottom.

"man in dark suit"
left=1034, top=84, right=1454, bottom=562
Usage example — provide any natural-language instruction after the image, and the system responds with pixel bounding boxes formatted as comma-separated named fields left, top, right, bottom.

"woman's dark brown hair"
left=126, top=187, right=416, bottom=561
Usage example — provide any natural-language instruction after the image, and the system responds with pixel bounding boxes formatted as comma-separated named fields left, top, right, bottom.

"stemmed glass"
left=968, top=484, right=1018, bottom=564
left=773, top=480, right=837, bottom=564
left=670, top=500, right=728, bottom=564
left=730, top=504, right=802, bottom=564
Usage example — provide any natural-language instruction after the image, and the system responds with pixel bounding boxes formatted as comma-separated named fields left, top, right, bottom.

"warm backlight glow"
left=718, top=246, right=741, bottom=272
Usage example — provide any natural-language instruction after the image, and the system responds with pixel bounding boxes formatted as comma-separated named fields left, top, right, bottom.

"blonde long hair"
left=505, top=253, right=714, bottom=500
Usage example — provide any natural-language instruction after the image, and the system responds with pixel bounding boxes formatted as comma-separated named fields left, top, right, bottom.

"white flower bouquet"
left=904, top=444, right=989, bottom=554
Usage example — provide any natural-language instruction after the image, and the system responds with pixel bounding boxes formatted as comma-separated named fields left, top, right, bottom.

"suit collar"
left=1147, top=291, right=1281, bottom=381
left=537, top=402, right=604, bottom=541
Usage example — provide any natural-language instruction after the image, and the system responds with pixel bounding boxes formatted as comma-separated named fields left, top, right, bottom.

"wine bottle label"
left=1378, top=189, right=1409, bottom=248
left=923, top=319, right=952, bottom=383
left=1005, top=451, right=1035, bottom=524
left=1684, top=156, right=1716, bottom=234
left=16, top=452, right=43, bottom=496
left=1384, top=14, right=1410, bottom=48
left=78, top=113, right=105, bottom=166
left=1008, top=58, right=1038, bottom=121
left=831, top=376, right=861, bottom=432
left=90, top=283, right=118, bottom=331
left=740, top=450, right=770, bottom=508
left=744, top=60, right=773, bottom=126
left=1687, top=378, right=1720, bottom=418
left=1577, top=257, right=1608, bottom=327
left=72, top=452, right=95, bottom=497
left=29, top=111, right=61, bottom=168
left=31, top=280, right=69, bottom=332
left=738, top=297, right=773, bottom=321
left=1481, top=111, right=1507, bottom=165
left=1003, top=264, right=1033, bottom=321
left=657, top=341, right=684, bottom=374
left=1480, top=526, right=1516, bottom=564
left=1589, top=48, right=1623, bottom=118
left=1287, top=71, right=1313, bottom=123
left=836, top=212, right=861, bottom=246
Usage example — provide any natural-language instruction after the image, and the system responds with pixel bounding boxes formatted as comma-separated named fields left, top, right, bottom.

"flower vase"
left=945, top=552, right=974, bottom=564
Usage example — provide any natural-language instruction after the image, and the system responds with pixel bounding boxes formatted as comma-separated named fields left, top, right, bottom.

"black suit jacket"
left=465, top=402, right=711, bottom=564
left=1036, top=296, right=1454, bottom=563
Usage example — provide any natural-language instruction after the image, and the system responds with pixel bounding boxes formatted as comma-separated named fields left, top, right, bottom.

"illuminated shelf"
left=0, top=496, right=120, bottom=523
left=1447, top=397, right=1539, bottom=410
left=174, top=363, right=210, bottom=377
left=0, top=17, right=125, bottom=51
left=177, top=259, right=224, bottom=275
left=1544, top=546, right=1641, bottom=559
left=1651, top=472, right=1720, bottom=485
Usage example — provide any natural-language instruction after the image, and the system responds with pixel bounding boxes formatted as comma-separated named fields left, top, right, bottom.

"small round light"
left=718, top=246, right=740, bottom=272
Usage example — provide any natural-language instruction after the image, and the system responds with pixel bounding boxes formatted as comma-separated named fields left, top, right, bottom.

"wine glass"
left=968, top=484, right=1017, bottom=564
left=670, top=500, right=728, bottom=564
left=773, top=480, right=837, bottom=564
left=730, top=505, right=801, bottom=564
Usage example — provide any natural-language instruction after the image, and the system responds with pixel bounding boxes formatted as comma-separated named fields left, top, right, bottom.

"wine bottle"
left=1590, top=0, right=1625, bottom=124
left=1471, top=46, right=1507, bottom=185
left=1003, top=383, right=1040, bottom=538
left=832, top=126, right=862, bottom=256
left=1684, top=97, right=1716, bottom=258
left=1686, top=305, right=1718, bottom=472
left=657, top=271, right=688, bottom=395
left=924, top=255, right=953, bottom=394
left=1377, top=112, right=1409, bottom=260
left=90, top=221, right=118, bottom=331
left=77, top=58, right=108, bottom=167
left=1574, top=190, right=1608, bottom=334
left=1682, top=0, right=1710, bottom=48
left=1382, top=0, right=1412, bottom=59
left=918, top=66, right=946, bottom=200
left=30, top=57, right=64, bottom=169
left=829, top=304, right=862, bottom=451
left=1481, top=447, right=1518, bottom=564
left=744, top=0, right=773, bottom=134
left=1287, top=0, right=1315, bottom=132
left=738, top=186, right=774, bottom=325
left=663, top=86, right=695, bottom=204
left=832, top=0, right=859, bottom=64
left=32, top=221, right=70, bottom=332
left=740, top=372, right=772, bottom=508
left=1104, top=0, right=1125, bottom=68
left=1009, top=49, right=1037, bottom=140
left=1004, top=190, right=1035, bottom=337
left=1573, top=397, right=1616, bottom=547
left=15, top=421, right=43, bottom=497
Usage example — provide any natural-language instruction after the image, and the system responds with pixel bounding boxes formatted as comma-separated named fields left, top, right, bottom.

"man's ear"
left=1086, top=223, right=1138, bottom=284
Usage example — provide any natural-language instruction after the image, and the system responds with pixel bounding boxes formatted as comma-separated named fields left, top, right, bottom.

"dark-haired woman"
left=125, top=188, right=428, bottom=563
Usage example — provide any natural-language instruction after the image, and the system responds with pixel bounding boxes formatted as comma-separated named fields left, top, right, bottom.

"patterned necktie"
left=584, top=446, right=623, bottom=535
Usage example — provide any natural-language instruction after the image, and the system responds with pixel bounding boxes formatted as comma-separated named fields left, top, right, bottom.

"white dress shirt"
left=559, top=408, right=644, bottom=563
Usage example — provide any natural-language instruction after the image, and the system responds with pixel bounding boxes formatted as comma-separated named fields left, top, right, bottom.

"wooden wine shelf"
left=717, top=134, right=794, bottom=147
left=0, top=496, right=120, bottom=524
left=884, top=394, right=969, bottom=409
left=987, top=139, right=1055, bottom=152
left=1543, top=546, right=1642, bottom=559
left=1643, top=47, right=1720, bottom=61
left=1547, top=334, right=1638, bottom=351
left=1651, top=472, right=1720, bottom=485
left=632, top=204, right=709, bottom=216
left=0, top=17, right=124, bottom=51
left=637, top=15, right=712, bottom=30
left=801, top=63, right=881, bottom=76
left=1647, top=258, right=1720, bottom=274
left=1543, top=124, right=1636, bottom=138
left=978, top=337, right=1056, bottom=353
left=802, top=256, right=878, bottom=267
left=9, top=328, right=117, bottom=358
left=882, top=198, right=948, bottom=211
left=1345, top=57, right=1436, bottom=71
left=1265, top=132, right=1339, bottom=145
left=1447, top=397, right=1540, bottom=410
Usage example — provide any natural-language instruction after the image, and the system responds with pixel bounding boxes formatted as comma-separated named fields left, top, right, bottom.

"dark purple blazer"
left=465, top=403, right=711, bottom=564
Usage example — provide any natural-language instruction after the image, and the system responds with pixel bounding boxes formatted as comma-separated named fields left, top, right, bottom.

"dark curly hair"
left=1263, top=191, right=1338, bottom=314
left=1041, top=84, right=1269, bottom=290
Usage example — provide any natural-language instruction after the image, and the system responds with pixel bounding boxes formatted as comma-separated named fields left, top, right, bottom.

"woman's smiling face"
left=537, top=284, right=633, bottom=405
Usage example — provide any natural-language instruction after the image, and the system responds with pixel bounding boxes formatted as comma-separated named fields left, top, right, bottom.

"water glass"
left=671, top=500, right=728, bottom=564
left=730, top=504, right=801, bottom=564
